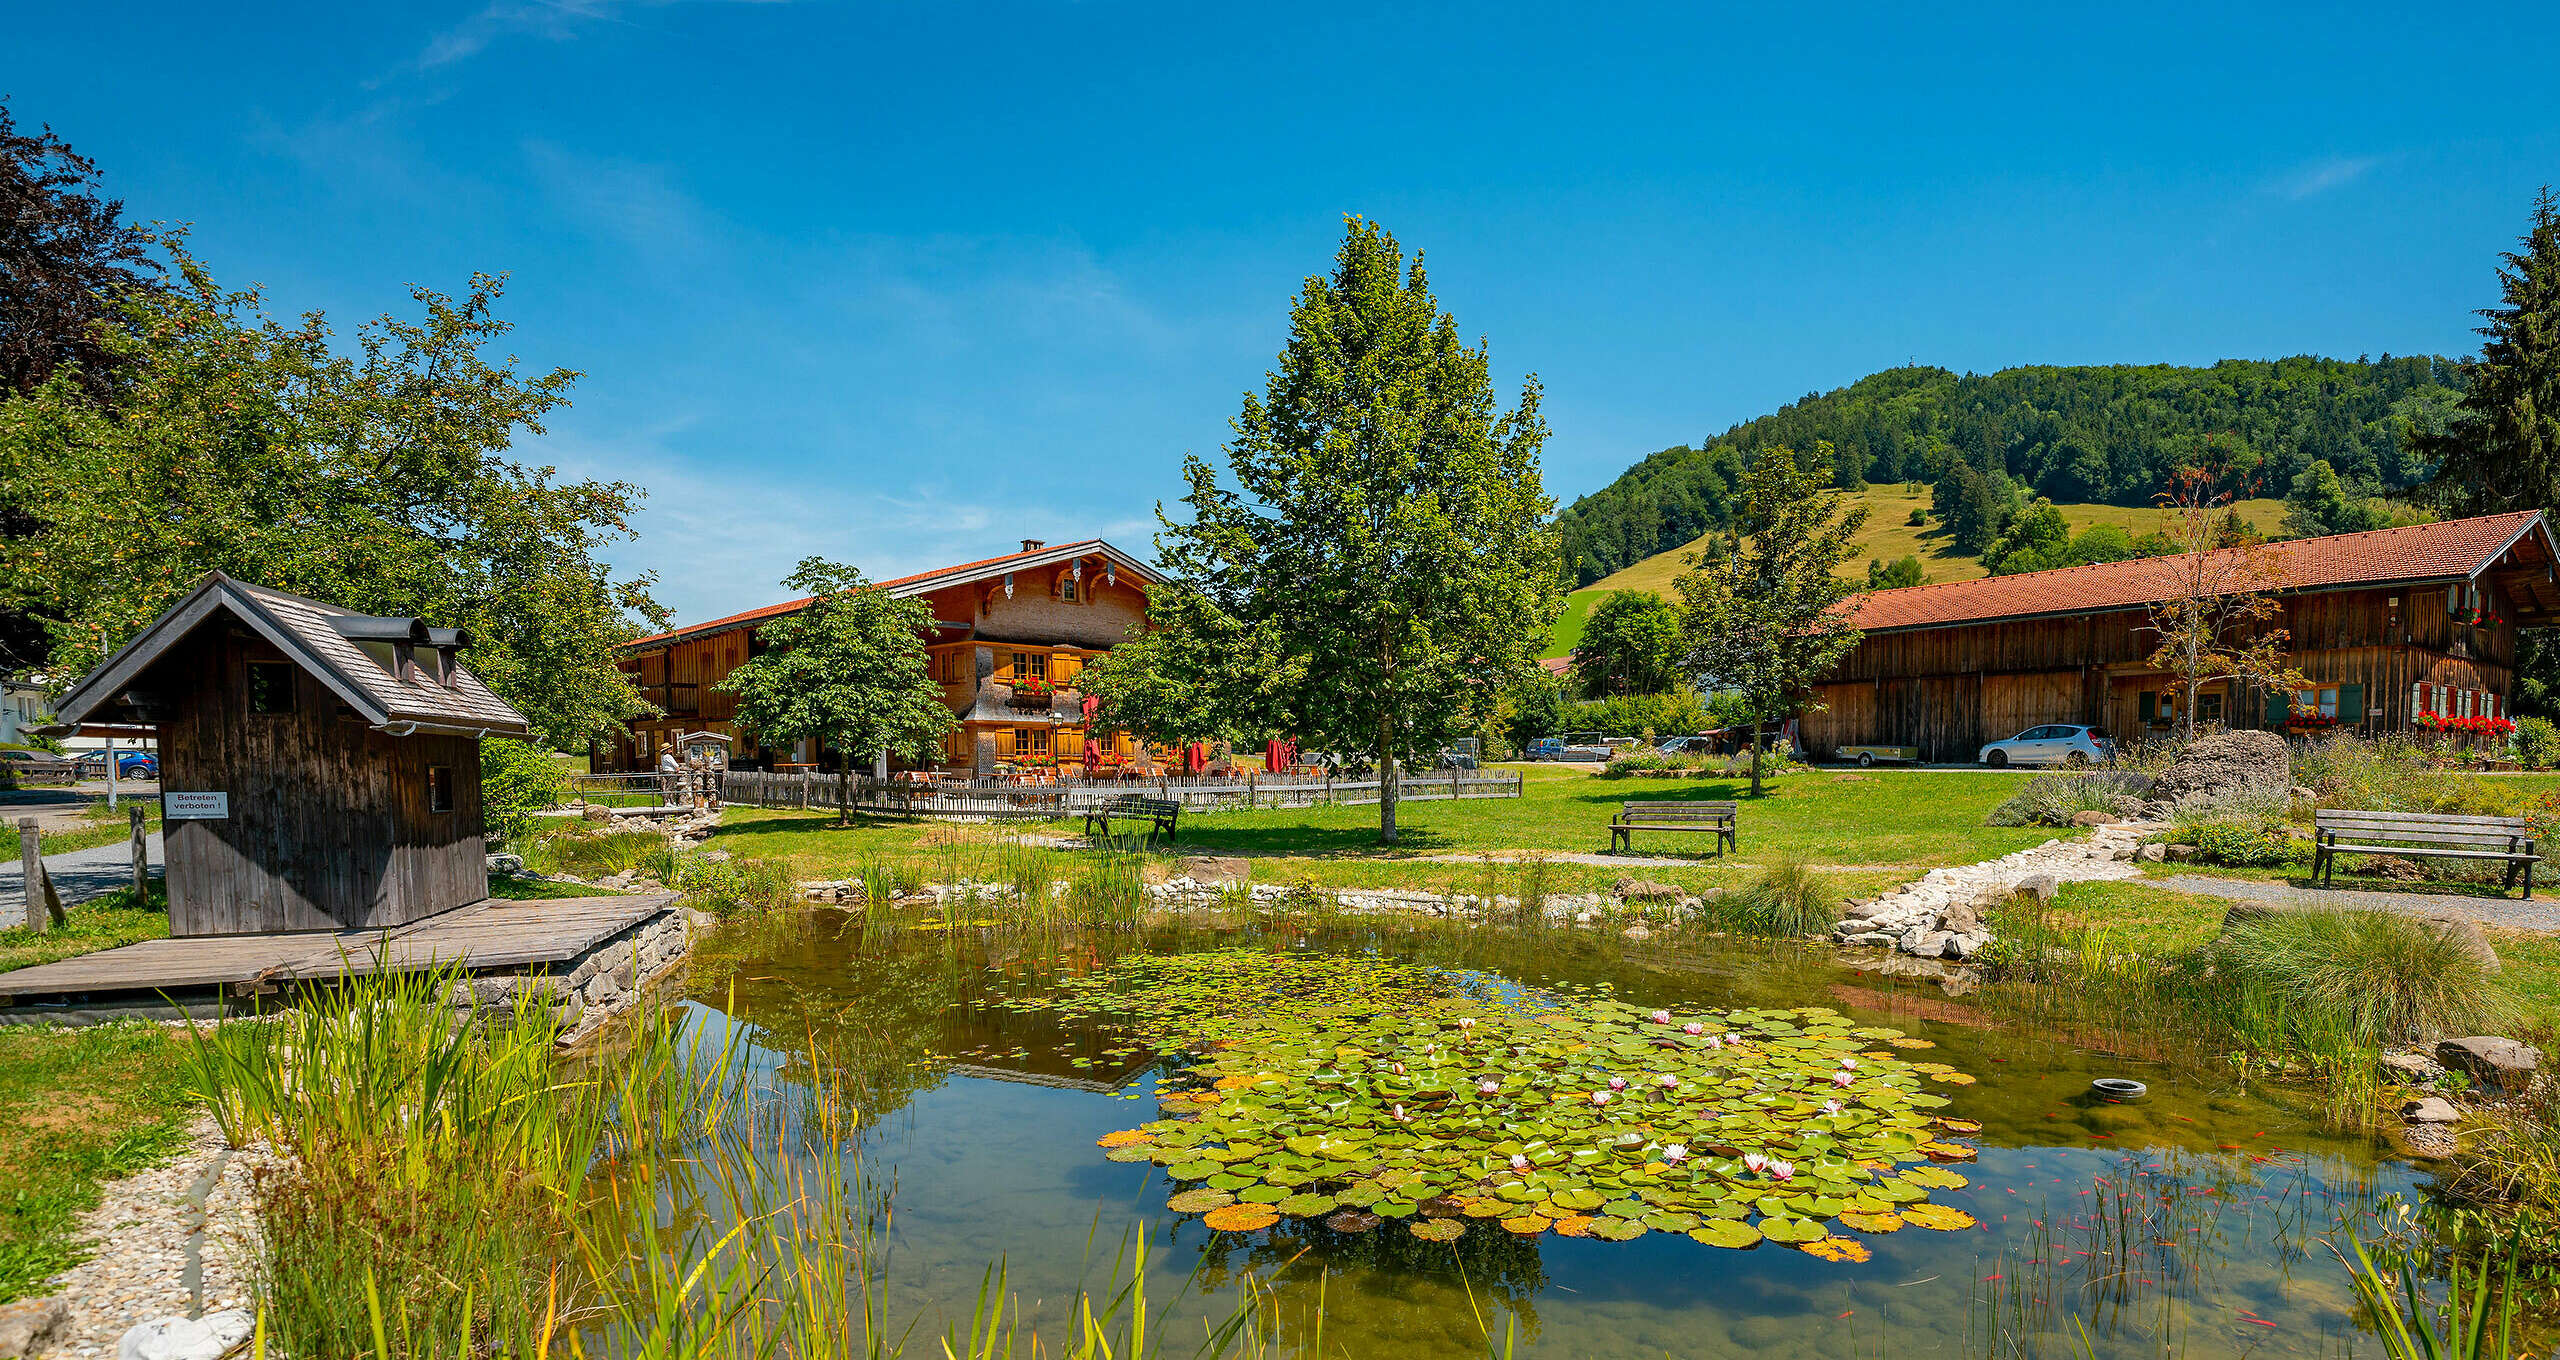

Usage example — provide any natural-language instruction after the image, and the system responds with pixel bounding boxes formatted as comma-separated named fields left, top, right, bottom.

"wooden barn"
left=45, top=573, right=531, bottom=936
left=601, top=538, right=1163, bottom=776
left=1800, top=511, right=2560, bottom=762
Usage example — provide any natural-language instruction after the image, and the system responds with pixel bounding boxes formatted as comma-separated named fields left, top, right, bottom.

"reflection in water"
left=672, top=909, right=2434, bottom=1358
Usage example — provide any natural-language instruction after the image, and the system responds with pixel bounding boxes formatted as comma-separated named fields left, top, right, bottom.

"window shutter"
left=996, top=728, right=1014, bottom=757
left=2138, top=691, right=2157, bottom=723
left=2264, top=687, right=2289, bottom=725
left=2338, top=684, right=2364, bottom=723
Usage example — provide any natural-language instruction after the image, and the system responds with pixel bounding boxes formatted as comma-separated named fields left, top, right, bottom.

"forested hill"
left=1557, top=357, right=2462, bottom=585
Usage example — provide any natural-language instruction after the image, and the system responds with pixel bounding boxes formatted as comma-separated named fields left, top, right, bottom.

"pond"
left=669, top=908, right=2428, bottom=1358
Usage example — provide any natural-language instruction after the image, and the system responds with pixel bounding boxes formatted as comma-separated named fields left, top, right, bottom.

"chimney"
left=1021, top=538, right=1045, bottom=553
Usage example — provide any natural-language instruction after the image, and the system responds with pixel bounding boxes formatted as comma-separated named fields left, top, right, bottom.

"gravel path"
left=0, top=832, right=161, bottom=917
left=2148, top=874, right=2560, bottom=932
left=43, top=1117, right=259, bottom=1357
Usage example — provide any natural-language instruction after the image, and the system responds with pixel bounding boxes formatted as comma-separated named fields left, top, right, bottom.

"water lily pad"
left=1900, top=1203, right=1978, bottom=1231
left=1551, top=1215, right=1597, bottom=1237
left=1641, top=1211, right=1702, bottom=1232
left=1500, top=1215, right=1551, bottom=1236
left=1800, top=1236, right=1872, bottom=1262
left=1104, top=1146, right=1158, bottom=1163
left=1408, top=1217, right=1465, bottom=1242
left=1325, top=1209, right=1382, bottom=1233
left=1167, top=1188, right=1235, bottom=1214
left=1902, top=1166, right=1970, bottom=1190
left=1202, top=1203, right=1280, bottom=1232
left=1278, top=1193, right=1338, bottom=1217
left=1098, top=1130, right=1153, bottom=1148
left=1687, top=1220, right=1763, bottom=1249
left=1237, top=1184, right=1290, bottom=1204
left=1837, top=1210, right=1902, bottom=1233
left=1758, top=1216, right=1827, bottom=1243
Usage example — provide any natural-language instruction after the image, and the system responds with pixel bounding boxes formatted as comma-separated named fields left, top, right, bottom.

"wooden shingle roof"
left=1846, top=511, right=2560, bottom=634
left=50, top=573, right=531, bottom=738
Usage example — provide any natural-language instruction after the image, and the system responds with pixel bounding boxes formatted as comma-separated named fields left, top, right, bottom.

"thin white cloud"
left=415, top=0, right=792, bottom=74
left=2268, top=155, right=2380, bottom=201
left=521, top=140, right=717, bottom=260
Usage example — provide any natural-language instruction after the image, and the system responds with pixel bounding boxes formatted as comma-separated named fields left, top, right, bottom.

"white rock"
left=118, top=1311, right=254, bottom=1360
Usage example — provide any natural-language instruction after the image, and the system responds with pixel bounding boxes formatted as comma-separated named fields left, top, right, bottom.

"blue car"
left=77, top=750, right=159, bottom=779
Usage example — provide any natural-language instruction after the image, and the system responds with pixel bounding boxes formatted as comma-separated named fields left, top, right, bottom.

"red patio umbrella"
left=1185, top=741, right=1209, bottom=776
left=1083, top=736, right=1104, bottom=767
left=1265, top=737, right=1286, bottom=772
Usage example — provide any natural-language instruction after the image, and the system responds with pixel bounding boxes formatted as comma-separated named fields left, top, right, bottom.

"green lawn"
left=35, top=800, right=162, bottom=857
left=2036, top=879, right=2235, bottom=956
left=1542, top=589, right=1602, bottom=659
left=0, top=1021, right=195, bottom=1302
left=705, top=764, right=2052, bottom=901
left=0, top=885, right=169, bottom=975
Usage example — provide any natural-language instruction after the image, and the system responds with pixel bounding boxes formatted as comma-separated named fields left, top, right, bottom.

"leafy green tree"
left=0, top=246, right=661, bottom=747
left=719, top=558, right=954, bottom=822
left=1499, top=667, right=1567, bottom=749
left=1866, top=554, right=1925, bottom=588
left=1931, top=461, right=2015, bottom=555
left=2068, top=523, right=2136, bottom=564
left=2282, top=459, right=2394, bottom=537
left=2423, top=188, right=2560, bottom=517
left=1080, top=586, right=1288, bottom=751
left=1983, top=501, right=2071, bottom=575
left=1570, top=589, right=1685, bottom=695
left=1155, top=218, right=1562, bottom=843
left=479, top=739, right=568, bottom=844
left=1677, top=443, right=1867, bottom=795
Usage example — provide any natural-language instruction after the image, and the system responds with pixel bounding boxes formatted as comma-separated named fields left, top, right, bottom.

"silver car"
left=1978, top=724, right=2114, bottom=768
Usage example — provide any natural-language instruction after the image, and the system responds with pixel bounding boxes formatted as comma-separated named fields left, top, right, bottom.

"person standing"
left=657, top=745, right=683, bottom=806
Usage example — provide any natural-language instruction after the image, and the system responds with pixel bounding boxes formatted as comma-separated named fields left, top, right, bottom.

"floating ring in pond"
left=2091, top=1077, right=2147, bottom=1100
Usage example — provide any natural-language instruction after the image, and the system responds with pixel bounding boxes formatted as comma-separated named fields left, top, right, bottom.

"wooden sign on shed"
left=44, top=573, right=532, bottom=936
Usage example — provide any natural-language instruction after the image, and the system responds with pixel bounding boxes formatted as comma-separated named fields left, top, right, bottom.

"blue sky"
left=12, top=2, right=2559, bottom=624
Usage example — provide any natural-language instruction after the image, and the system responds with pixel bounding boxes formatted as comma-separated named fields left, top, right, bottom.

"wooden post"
left=1450, top=764, right=1460, bottom=801
left=17, top=818, right=39, bottom=930
left=129, top=805, right=148, bottom=897
left=1247, top=772, right=1257, bottom=811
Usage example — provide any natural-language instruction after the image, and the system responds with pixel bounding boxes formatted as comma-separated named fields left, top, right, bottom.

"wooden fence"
left=711, top=768, right=1521, bottom=819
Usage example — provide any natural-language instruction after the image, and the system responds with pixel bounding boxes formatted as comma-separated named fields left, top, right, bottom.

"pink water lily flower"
left=1838, top=1057, right=1858, bottom=1070
left=1768, top=1159, right=1797, bottom=1182
left=1478, top=1079, right=1501, bottom=1096
left=1650, top=1009, right=1672, bottom=1024
left=1831, top=1071, right=1856, bottom=1088
left=1822, top=1099, right=1844, bottom=1116
left=1591, top=1090, right=1612, bottom=1106
left=1607, top=1076, right=1628, bottom=1092
left=1662, top=1143, right=1690, bottom=1163
left=1657, top=1074, right=1679, bottom=1090
left=1683, top=1022, right=1706, bottom=1036
left=1742, top=1152, right=1768, bottom=1174
left=1509, top=1153, right=1530, bottom=1172
left=1701, top=1034, right=1723, bottom=1050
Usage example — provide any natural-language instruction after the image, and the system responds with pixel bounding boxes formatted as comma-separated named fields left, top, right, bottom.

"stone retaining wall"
left=442, top=905, right=697, bottom=1044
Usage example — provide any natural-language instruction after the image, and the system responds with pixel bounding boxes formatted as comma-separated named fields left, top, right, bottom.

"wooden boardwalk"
left=0, top=894, right=677, bottom=1001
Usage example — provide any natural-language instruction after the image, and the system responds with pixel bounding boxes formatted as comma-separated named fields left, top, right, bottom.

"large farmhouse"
left=1800, top=511, right=2560, bottom=762
left=602, top=539, right=1161, bottom=775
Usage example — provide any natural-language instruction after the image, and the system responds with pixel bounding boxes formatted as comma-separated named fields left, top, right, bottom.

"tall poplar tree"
left=2423, top=187, right=2560, bottom=516
left=1677, top=443, right=1866, bottom=795
left=1157, top=218, right=1562, bottom=844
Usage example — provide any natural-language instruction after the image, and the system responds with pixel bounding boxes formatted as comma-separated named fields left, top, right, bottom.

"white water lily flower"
left=1768, top=1159, right=1796, bottom=1181
left=1509, top=1153, right=1530, bottom=1172
left=1663, top=1143, right=1690, bottom=1163
left=1743, top=1152, right=1768, bottom=1173
left=1607, top=1076, right=1628, bottom=1091
left=1591, top=1090, right=1612, bottom=1106
left=1658, top=1074, right=1679, bottom=1089
left=1838, top=1057, right=1858, bottom=1069
left=1479, top=1079, right=1500, bottom=1095
left=1831, top=1071, right=1856, bottom=1088
left=1650, top=1009, right=1672, bottom=1024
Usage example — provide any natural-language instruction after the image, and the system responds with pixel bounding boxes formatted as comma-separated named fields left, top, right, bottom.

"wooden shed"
left=46, top=573, right=531, bottom=936
left=1800, top=511, right=2560, bottom=762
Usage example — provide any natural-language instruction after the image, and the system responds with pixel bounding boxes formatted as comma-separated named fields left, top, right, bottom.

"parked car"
left=1654, top=734, right=1722, bottom=757
left=1434, top=738, right=1481, bottom=770
left=1529, top=732, right=1615, bottom=762
left=1978, top=724, right=2114, bottom=768
left=76, top=750, right=160, bottom=779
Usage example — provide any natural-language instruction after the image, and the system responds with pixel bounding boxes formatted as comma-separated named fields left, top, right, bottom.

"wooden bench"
left=1086, top=794, right=1180, bottom=840
left=1610, top=800, right=1737, bottom=855
left=2313, top=809, right=2541, bottom=898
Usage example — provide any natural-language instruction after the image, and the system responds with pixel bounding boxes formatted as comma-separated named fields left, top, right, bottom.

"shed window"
left=428, top=765, right=456, bottom=814
left=246, top=661, right=296, bottom=715
left=1061, top=576, right=1078, bottom=602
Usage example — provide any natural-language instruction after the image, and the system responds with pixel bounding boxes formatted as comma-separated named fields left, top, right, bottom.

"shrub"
left=1985, top=770, right=2153, bottom=827
left=1713, top=860, right=1835, bottom=937
left=1556, top=690, right=1709, bottom=740
left=2206, top=907, right=2510, bottom=1046
left=480, top=739, right=568, bottom=844
left=2517, top=716, right=2560, bottom=770
left=2172, top=813, right=2297, bottom=866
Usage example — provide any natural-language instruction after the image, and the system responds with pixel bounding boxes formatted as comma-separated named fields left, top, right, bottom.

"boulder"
left=1915, top=930, right=1955, bottom=958
left=581, top=802, right=614, bottom=822
left=2401, top=1095, right=2463, bottom=1124
left=2134, top=843, right=2167, bottom=863
left=2380, top=1050, right=2444, bottom=1081
left=117, top=1312, right=254, bottom=1360
left=2437, top=1036, right=2542, bottom=1094
left=2151, top=729, right=2292, bottom=809
left=1180, top=856, right=1252, bottom=886
left=2069, top=810, right=2115, bottom=827
left=1938, top=900, right=1984, bottom=936
left=485, top=852, right=525, bottom=875
left=2164, top=844, right=2198, bottom=862
left=2012, top=873, right=2060, bottom=903
left=0, top=1299, right=68, bottom=1360
left=1620, top=924, right=1653, bottom=942
left=1611, top=878, right=1684, bottom=903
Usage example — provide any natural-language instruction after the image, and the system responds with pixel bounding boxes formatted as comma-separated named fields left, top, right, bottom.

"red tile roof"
left=624, top=539, right=1130, bottom=649
left=1847, top=511, right=2550, bottom=633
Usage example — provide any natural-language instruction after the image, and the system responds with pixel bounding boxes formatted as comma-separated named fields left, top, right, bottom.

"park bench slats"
left=1610, top=800, right=1737, bottom=855
left=1086, top=794, right=1180, bottom=841
left=2313, top=808, right=2539, bottom=897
